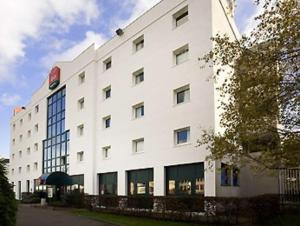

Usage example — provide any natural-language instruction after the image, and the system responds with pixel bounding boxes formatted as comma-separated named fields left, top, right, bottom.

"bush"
left=0, top=160, right=17, bottom=226
left=21, top=192, right=40, bottom=204
left=127, top=196, right=154, bottom=209
left=62, top=190, right=85, bottom=208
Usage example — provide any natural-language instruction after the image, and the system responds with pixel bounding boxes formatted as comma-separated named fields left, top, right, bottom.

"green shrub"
left=0, top=160, right=17, bottom=226
left=62, top=190, right=85, bottom=208
left=21, top=192, right=40, bottom=204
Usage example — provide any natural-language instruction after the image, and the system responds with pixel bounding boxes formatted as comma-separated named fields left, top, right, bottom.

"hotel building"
left=8, top=0, right=277, bottom=200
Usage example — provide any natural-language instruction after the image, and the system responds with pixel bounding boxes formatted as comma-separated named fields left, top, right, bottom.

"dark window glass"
left=177, top=90, right=185, bottom=104
left=105, top=118, right=111, bottom=128
left=105, top=89, right=111, bottom=99
left=221, top=163, right=231, bottom=186
left=177, top=130, right=188, bottom=144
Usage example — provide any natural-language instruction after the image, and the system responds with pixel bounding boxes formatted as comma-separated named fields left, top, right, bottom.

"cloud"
left=0, top=93, right=21, bottom=107
left=0, top=0, right=100, bottom=84
left=42, top=31, right=107, bottom=67
left=110, top=0, right=162, bottom=34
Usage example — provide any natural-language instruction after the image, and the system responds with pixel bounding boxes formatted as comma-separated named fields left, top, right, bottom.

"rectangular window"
left=78, top=98, right=85, bottom=110
left=77, top=124, right=84, bottom=136
left=166, top=163, right=204, bottom=195
left=18, top=167, right=22, bottom=173
left=104, top=57, right=112, bottom=71
left=221, top=163, right=231, bottom=186
left=19, top=150, right=22, bottom=158
left=174, top=44, right=189, bottom=65
left=35, top=124, right=39, bottom=133
left=174, top=85, right=190, bottom=104
left=175, top=127, right=190, bottom=145
left=26, top=180, right=30, bottom=192
left=27, top=147, right=30, bottom=155
left=173, top=6, right=188, bottom=27
left=103, top=116, right=111, bottom=129
left=102, top=146, right=111, bottom=159
left=20, top=119, right=23, bottom=126
left=133, top=138, right=144, bottom=153
left=78, top=72, right=85, bottom=84
left=133, top=35, right=144, bottom=52
left=12, top=124, right=16, bottom=131
left=99, top=172, right=117, bottom=195
left=27, top=165, right=30, bottom=172
left=77, top=151, right=84, bottom=162
left=34, top=143, right=38, bottom=151
left=27, top=130, right=31, bottom=138
left=133, top=68, right=144, bottom=85
left=34, top=162, right=38, bottom=170
left=28, top=113, right=32, bottom=121
left=133, top=103, right=144, bottom=119
left=35, top=105, right=39, bottom=113
left=19, top=134, right=23, bottom=141
left=127, top=168, right=153, bottom=196
left=103, top=86, right=111, bottom=100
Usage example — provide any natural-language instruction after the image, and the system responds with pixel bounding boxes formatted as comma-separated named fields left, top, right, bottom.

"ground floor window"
left=127, top=168, right=153, bottom=195
left=221, top=163, right=240, bottom=186
left=99, top=172, right=117, bottom=195
left=69, top=174, right=84, bottom=193
left=166, top=162, right=204, bottom=195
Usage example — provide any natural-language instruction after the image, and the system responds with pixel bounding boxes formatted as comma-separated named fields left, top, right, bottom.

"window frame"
left=174, top=44, right=189, bottom=65
left=173, top=6, right=189, bottom=28
left=103, top=57, right=112, bottom=71
left=174, top=127, right=190, bottom=145
left=133, top=138, right=144, bottom=154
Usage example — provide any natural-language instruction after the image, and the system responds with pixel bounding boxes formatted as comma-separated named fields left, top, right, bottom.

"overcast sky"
left=0, top=0, right=258, bottom=158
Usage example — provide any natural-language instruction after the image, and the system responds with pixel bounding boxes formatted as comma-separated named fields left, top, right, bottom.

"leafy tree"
left=199, top=0, right=300, bottom=169
left=0, top=159, right=17, bottom=226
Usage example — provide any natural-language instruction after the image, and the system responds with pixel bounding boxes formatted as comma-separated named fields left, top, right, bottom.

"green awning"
left=43, top=172, right=73, bottom=186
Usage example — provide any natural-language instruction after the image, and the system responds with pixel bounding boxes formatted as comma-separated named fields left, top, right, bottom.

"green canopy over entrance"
left=40, top=172, right=73, bottom=186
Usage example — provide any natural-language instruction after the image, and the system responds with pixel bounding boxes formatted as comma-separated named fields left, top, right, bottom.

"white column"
left=204, top=161, right=217, bottom=197
left=154, top=166, right=165, bottom=196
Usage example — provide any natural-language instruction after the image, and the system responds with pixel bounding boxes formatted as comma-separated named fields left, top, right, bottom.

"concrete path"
left=17, top=205, right=114, bottom=226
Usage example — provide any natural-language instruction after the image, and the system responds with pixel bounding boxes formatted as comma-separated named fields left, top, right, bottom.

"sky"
left=0, top=0, right=258, bottom=158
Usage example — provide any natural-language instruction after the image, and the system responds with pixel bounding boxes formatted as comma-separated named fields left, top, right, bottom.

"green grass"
left=71, top=209, right=202, bottom=226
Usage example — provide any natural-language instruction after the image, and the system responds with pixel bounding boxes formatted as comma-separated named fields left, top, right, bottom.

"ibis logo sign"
left=49, top=67, right=60, bottom=90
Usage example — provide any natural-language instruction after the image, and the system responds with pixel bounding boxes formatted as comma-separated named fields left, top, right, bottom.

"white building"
left=8, top=0, right=277, bottom=200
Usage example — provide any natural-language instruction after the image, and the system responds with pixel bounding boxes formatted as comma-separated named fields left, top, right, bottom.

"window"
left=78, top=98, right=85, bottom=110
left=175, top=127, right=190, bottom=145
left=34, top=162, right=38, bottom=170
left=78, top=72, right=85, bottom=84
left=11, top=169, right=14, bottom=175
left=12, top=124, right=16, bottom=131
left=221, top=163, right=240, bottom=186
left=27, top=147, right=31, bottom=155
left=19, top=150, right=22, bottom=158
left=102, top=146, right=111, bottom=159
left=127, top=168, right=153, bottom=196
left=166, top=163, right=204, bottom=195
left=133, top=103, right=144, bottom=119
left=77, top=124, right=84, bottom=136
left=173, top=6, right=188, bottom=27
left=28, top=113, right=32, bottom=121
left=133, top=35, right=144, bottom=52
left=35, top=105, right=39, bottom=113
left=27, top=165, right=30, bottom=172
left=133, top=138, right=144, bottom=153
left=35, top=124, right=39, bottom=133
left=27, top=130, right=31, bottom=138
left=174, top=44, right=189, bottom=65
left=103, top=116, right=111, bottom=129
left=104, top=57, right=112, bottom=71
left=18, top=167, right=22, bottom=174
left=19, top=134, right=23, bottom=141
left=12, top=154, right=15, bottom=160
left=34, top=143, right=38, bottom=151
left=99, top=172, right=117, bottom=195
left=103, top=86, right=111, bottom=100
left=12, top=139, right=15, bottom=145
left=20, top=119, right=23, bottom=126
left=77, top=151, right=84, bottom=162
left=133, top=68, right=144, bottom=85
left=174, top=85, right=190, bottom=104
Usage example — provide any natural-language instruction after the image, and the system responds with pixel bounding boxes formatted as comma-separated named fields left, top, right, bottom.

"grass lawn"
left=72, top=209, right=300, bottom=226
left=71, top=209, right=203, bottom=226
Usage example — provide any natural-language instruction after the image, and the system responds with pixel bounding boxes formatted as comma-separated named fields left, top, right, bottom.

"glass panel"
left=177, top=90, right=185, bottom=104
left=137, top=183, right=146, bottom=194
left=195, top=178, right=205, bottom=194
left=179, top=180, right=191, bottom=195
left=130, top=182, right=135, bottom=195
left=177, top=130, right=188, bottom=144
left=149, top=181, right=154, bottom=195
left=168, top=180, right=176, bottom=195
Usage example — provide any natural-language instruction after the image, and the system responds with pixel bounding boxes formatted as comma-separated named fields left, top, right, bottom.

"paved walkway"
left=17, top=205, right=114, bottom=226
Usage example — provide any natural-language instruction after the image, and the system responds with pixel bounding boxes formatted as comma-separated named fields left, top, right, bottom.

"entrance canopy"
left=39, top=172, right=73, bottom=186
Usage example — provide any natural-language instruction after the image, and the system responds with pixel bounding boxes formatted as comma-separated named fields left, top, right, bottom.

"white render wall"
left=8, top=0, right=276, bottom=198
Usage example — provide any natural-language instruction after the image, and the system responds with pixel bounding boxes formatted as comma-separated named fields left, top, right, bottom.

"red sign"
left=49, top=66, right=60, bottom=90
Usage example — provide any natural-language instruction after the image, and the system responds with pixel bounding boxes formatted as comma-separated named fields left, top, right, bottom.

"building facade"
left=8, top=0, right=278, bottom=200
